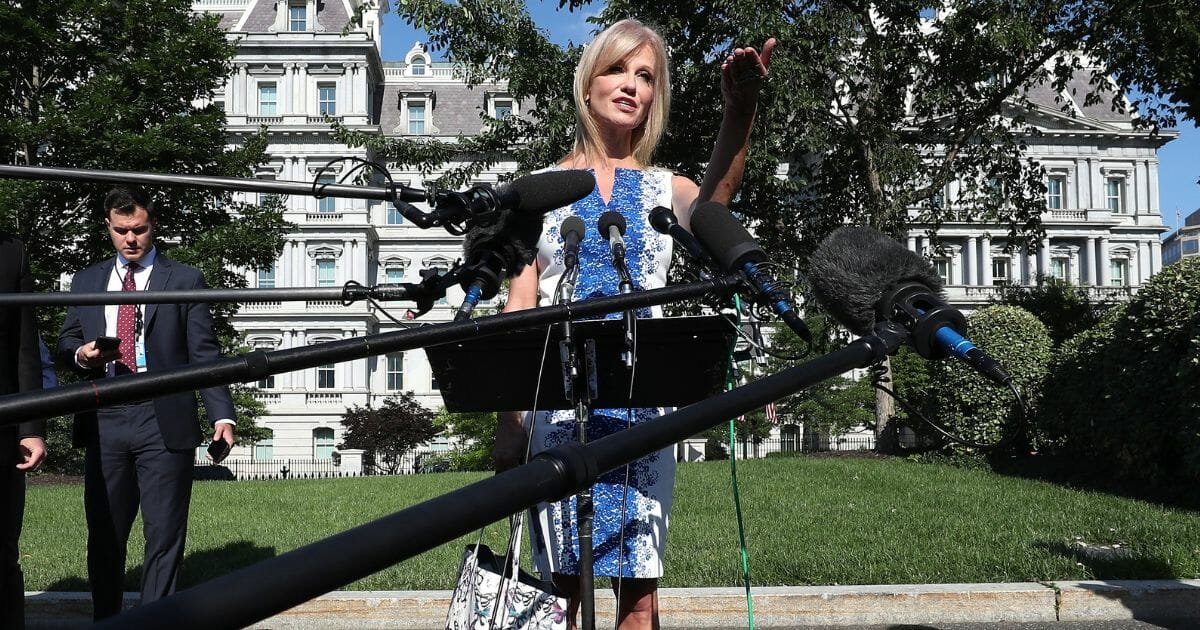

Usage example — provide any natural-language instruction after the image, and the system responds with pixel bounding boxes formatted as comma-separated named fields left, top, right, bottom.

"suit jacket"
left=0, top=236, right=45, bottom=465
left=58, top=253, right=236, bottom=450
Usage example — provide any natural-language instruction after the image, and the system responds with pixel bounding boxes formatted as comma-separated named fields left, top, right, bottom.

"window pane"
left=317, top=364, right=336, bottom=389
left=317, top=177, right=336, bottom=213
left=1106, top=178, right=1124, bottom=212
left=289, top=5, right=306, bottom=31
left=1050, top=258, right=1067, bottom=280
left=258, top=84, right=277, bottom=116
left=494, top=100, right=512, bottom=119
left=411, top=60, right=426, bottom=76
left=314, top=428, right=335, bottom=459
left=387, top=353, right=404, bottom=390
left=1183, top=239, right=1199, bottom=255
left=1109, top=260, right=1126, bottom=286
left=408, top=101, right=425, bottom=134
left=254, top=438, right=273, bottom=461
left=934, top=258, right=951, bottom=285
left=1046, top=176, right=1064, bottom=209
left=385, top=268, right=404, bottom=283
left=991, top=258, right=1009, bottom=285
left=386, top=206, right=404, bottom=224
left=318, top=84, right=336, bottom=116
left=257, top=265, right=275, bottom=288
left=317, top=260, right=335, bottom=287
left=256, top=374, right=275, bottom=389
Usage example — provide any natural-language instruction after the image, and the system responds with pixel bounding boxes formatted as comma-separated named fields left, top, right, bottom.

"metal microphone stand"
left=554, top=262, right=597, bottom=630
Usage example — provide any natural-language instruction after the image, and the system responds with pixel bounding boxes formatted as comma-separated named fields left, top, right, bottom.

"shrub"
left=1042, top=258, right=1200, bottom=482
left=930, top=305, right=1052, bottom=453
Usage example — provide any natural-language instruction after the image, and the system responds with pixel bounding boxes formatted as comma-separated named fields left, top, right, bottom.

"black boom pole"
left=92, top=322, right=908, bottom=630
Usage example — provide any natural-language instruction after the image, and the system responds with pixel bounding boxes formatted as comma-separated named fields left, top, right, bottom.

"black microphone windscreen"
left=808, top=226, right=943, bottom=335
left=561, top=215, right=585, bottom=241
left=648, top=206, right=675, bottom=234
left=507, top=169, right=596, bottom=216
left=689, top=201, right=764, bottom=271
left=598, top=211, right=626, bottom=238
left=461, top=212, right=543, bottom=277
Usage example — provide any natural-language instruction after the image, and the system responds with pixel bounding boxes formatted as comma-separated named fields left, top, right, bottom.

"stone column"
left=965, top=237, right=978, bottom=285
left=1138, top=241, right=1152, bottom=284
left=1025, top=246, right=1037, bottom=285
left=1149, top=161, right=1161, bottom=217
left=1039, top=237, right=1051, bottom=281
left=281, top=63, right=293, bottom=115
left=980, top=236, right=992, bottom=286
left=1086, top=236, right=1098, bottom=285
left=907, top=235, right=917, bottom=253
left=1151, top=240, right=1162, bottom=274
left=1098, top=237, right=1110, bottom=286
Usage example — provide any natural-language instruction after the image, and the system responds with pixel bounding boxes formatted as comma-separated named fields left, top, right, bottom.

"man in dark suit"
left=59, top=185, right=235, bottom=620
left=1, top=234, right=48, bottom=630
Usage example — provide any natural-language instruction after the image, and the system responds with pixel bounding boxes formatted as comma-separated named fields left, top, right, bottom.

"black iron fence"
left=193, top=458, right=356, bottom=481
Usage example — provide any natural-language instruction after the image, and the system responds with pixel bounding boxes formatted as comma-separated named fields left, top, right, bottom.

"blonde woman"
left=495, top=19, right=775, bottom=630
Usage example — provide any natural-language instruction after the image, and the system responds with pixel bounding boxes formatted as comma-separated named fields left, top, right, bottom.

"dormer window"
left=289, top=1, right=306, bottom=31
left=405, top=43, right=430, bottom=77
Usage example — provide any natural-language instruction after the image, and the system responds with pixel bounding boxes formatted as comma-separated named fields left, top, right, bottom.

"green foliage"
left=996, top=276, right=1112, bottom=346
left=0, top=2, right=291, bottom=441
left=432, top=409, right=496, bottom=471
left=1039, top=258, right=1200, bottom=482
left=340, top=393, right=440, bottom=474
left=370, top=0, right=1193, bottom=266
left=930, top=305, right=1052, bottom=453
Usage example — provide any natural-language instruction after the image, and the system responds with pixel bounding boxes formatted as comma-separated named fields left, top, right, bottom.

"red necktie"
left=115, top=263, right=139, bottom=375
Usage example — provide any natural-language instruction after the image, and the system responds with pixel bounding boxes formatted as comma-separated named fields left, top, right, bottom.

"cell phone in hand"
left=95, top=336, right=121, bottom=352
left=207, top=439, right=232, bottom=465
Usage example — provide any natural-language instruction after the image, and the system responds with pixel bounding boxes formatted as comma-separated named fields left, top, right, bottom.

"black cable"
left=869, top=364, right=1029, bottom=451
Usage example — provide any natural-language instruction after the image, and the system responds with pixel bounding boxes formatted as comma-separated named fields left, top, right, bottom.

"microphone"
left=808, top=226, right=1012, bottom=385
left=689, top=201, right=811, bottom=344
left=648, top=206, right=716, bottom=273
left=433, top=170, right=596, bottom=229
left=560, top=215, right=585, bottom=270
left=598, top=211, right=635, bottom=367
left=455, top=206, right=546, bottom=321
left=598, top=211, right=627, bottom=263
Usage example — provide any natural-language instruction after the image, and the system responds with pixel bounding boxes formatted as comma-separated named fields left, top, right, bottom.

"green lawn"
left=20, top=456, right=1200, bottom=592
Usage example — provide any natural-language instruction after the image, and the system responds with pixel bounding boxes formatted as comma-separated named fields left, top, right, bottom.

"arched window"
left=313, top=427, right=335, bottom=459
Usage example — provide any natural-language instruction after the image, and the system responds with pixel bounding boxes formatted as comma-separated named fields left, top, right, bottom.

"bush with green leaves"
left=930, top=305, right=1052, bottom=453
left=1039, top=258, right=1200, bottom=482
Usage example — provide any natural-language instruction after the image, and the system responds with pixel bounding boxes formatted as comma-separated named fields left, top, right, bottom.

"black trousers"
left=1, top=437, right=27, bottom=630
left=85, top=402, right=194, bottom=621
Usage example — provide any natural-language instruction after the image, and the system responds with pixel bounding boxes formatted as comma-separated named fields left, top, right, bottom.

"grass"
left=20, top=456, right=1200, bottom=593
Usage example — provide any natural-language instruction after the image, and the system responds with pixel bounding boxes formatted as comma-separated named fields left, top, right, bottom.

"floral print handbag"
left=445, top=516, right=568, bottom=630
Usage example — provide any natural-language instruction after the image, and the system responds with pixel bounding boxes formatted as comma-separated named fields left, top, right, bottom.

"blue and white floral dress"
left=526, top=166, right=677, bottom=579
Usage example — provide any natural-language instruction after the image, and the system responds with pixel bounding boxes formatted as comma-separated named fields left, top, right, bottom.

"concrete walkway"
left=24, top=580, right=1200, bottom=628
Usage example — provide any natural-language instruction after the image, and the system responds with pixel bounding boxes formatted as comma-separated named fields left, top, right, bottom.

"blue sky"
left=381, top=6, right=1200, bottom=235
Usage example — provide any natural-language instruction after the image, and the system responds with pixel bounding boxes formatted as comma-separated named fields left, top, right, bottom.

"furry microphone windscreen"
left=807, top=226, right=943, bottom=335
left=461, top=211, right=543, bottom=275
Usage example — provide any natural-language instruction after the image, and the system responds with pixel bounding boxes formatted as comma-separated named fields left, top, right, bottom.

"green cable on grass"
left=724, top=296, right=756, bottom=629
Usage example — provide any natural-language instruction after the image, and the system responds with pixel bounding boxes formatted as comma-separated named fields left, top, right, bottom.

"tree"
left=0, top=2, right=291, bottom=453
left=357, top=0, right=1193, bottom=258
left=340, top=393, right=440, bottom=474
left=995, top=276, right=1112, bottom=346
left=432, top=408, right=497, bottom=471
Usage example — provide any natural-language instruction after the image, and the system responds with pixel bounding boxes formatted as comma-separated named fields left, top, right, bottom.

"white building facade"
left=196, top=0, right=1176, bottom=462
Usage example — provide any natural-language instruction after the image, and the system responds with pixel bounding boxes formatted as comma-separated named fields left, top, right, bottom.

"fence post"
left=338, top=449, right=365, bottom=477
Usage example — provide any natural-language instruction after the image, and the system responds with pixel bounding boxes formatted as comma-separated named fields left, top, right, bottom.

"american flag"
left=765, top=403, right=778, bottom=424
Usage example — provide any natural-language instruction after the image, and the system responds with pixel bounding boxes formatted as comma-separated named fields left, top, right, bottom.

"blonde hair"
left=570, top=19, right=671, bottom=167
